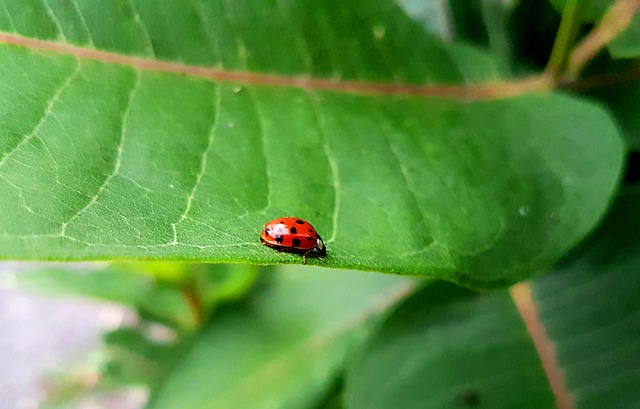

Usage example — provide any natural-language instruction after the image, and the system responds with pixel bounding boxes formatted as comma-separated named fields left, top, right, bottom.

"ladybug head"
left=315, top=235, right=326, bottom=257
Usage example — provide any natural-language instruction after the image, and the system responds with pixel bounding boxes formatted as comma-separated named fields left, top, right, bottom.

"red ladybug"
left=260, top=217, right=326, bottom=264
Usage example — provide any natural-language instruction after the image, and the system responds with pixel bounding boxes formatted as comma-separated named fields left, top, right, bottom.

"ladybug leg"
left=302, top=248, right=314, bottom=265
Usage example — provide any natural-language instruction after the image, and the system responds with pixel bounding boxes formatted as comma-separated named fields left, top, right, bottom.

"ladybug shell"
left=260, top=217, right=325, bottom=255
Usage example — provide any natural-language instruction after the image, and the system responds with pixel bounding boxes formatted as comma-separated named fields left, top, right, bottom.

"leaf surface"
left=0, top=1, right=624, bottom=285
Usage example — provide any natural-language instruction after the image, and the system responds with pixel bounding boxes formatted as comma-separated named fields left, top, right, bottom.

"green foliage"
left=549, top=0, right=619, bottom=21
left=346, top=283, right=556, bottom=409
left=147, top=268, right=414, bottom=409
left=2, top=1, right=640, bottom=408
left=581, top=58, right=640, bottom=151
left=532, top=190, right=640, bottom=409
left=0, top=0, right=627, bottom=287
left=345, top=189, right=640, bottom=409
left=608, top=13, right=640, bottom=59
left=15, top=263, right=259, bottom=329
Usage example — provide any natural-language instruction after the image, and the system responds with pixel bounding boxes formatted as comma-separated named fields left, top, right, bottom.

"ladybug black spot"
left=307, top=237, right=314, bottom=241
left=278, top=220, right=285, bottom=224
left=292, top=238, right=301, bottom=247
left=308, top=228, right=314, bottom=233
left=295, top=219, right=305, bottom=224
left=289, top=226, right=297, bottom=234
left=275, top=235, right=284, bottom=244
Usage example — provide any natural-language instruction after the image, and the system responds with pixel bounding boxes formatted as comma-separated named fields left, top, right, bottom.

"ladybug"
left=260, top=217, right=326, bottom=264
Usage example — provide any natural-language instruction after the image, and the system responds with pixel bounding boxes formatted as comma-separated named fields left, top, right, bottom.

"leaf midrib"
left=0, top=32, right=551, bottom=98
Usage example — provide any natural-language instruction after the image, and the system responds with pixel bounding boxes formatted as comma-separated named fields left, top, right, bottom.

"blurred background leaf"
left=146, top=267, right=415, bottom=409
left=345, top=282, right=555, bottom=409
left=344, top=189, right=640, bottom=409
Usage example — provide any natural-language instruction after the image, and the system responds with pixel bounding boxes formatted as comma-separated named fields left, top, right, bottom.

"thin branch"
left=560, top=61, right=640, bottom=91
left=181, top=283, right=203, bottom=328
left=546, top=0, right=581, bottom=78
left=511, top=283, right=574, bottom=409
left=567, top=0, right=640, bottom=79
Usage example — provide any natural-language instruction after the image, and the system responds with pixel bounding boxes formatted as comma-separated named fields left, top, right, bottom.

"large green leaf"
left=146, top=266, right=415, bottom=409
left=344, top=189, right=640, bottom=409
left=0, top=1, right=624, bottom=286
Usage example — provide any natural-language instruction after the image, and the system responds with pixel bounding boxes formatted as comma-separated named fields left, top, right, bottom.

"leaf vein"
left=187, top=0, right=222, bottom=64
left=170, top=83, right=221, bottom=244
left=274, top=0, right=313, bottom=72
left=307, top=91, right=340, bottom=244
left=124, top=0, right=156, bottom=57
left=0, top=174, right=34, bottom=214
left=380, top=114, right=435, bottom=252
left=0, top=59, right=80, bottom=169
left=40, top=0, right=66, bottom=41
left=67, top=0, right=95, bottom=46
left=219, top=0, right=250, bottom=68
left=246, top=89, right=272, bottom=214
left=60, top=70, right=141, bottom=236
left=0, top=0, right=16, bottom=31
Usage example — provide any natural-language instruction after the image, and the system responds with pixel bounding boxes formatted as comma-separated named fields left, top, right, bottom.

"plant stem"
left=546, top=0, right=581, bottom=79
left=566, top=0, right=640, bottom=79
left=182, top=283, right=203, bottom=328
